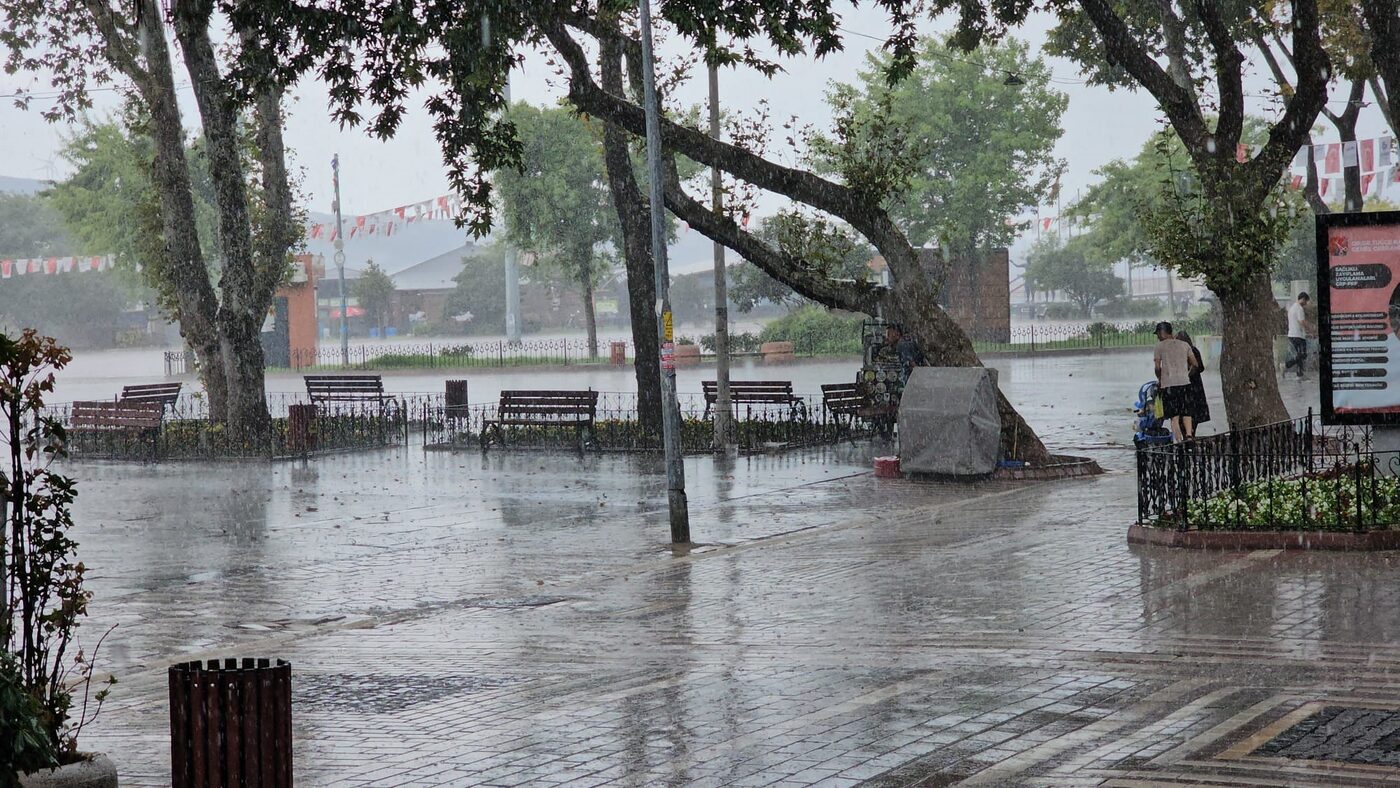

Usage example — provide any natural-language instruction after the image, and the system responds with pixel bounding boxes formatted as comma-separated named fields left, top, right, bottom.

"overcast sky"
left=0, top=4, right=1392, bottom=247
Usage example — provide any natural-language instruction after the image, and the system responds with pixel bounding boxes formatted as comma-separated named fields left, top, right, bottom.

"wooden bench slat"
left=305, top=375, right=385, bottom=404
left=73, top=401, right=164, bottom=429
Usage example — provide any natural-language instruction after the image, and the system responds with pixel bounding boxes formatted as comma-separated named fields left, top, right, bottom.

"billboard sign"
left=1319, top=210, right=1400, bottom=423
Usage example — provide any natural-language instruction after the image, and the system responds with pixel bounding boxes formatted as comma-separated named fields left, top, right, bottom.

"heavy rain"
left=0, top=1, right=1395, bottom=786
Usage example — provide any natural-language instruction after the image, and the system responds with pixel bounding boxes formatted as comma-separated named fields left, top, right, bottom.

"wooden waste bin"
left=169, top=658, right=292, bottom=788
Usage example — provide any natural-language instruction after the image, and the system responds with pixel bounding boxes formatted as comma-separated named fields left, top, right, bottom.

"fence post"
left=563, top=340, right=569, bottom=366
left=1305, top=407, right=1315, bottom=473
left=1175, top=441, right=1188, bottom=531
left=1030, top=325, right=1036, bottom=353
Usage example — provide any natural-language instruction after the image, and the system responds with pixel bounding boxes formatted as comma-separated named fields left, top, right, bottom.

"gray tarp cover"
left=898, top=367, right=1002, bottom=476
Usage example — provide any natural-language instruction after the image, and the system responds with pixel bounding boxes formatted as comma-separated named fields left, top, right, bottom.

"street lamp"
left=332, top=154, right=349, bottom=366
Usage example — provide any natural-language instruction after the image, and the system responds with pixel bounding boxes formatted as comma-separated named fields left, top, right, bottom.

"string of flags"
left=1286, top=135, right=1400, bottom=199
left=0, top=256, right=114, bottom=278
left=304, top=194, right=466, bottom=241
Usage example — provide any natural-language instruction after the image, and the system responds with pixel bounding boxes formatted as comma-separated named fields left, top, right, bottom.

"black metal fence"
left=421, top=391, right=872, bottom=454
left=1134, top=411, right=1400, bottom=531
left=49, top=392, right=410, bottom=461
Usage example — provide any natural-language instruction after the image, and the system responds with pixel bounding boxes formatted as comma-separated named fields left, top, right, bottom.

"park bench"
left=119, top=382, right=183, bottom=411
left=481, top=390, right=598, bottom=450
left=821, top=383, right=863, bottom=431
left=304, top=375, right=386, bottom=408
left=70, top=400, right=165, bottom=459
left=703, top=380, right=807, bottom=421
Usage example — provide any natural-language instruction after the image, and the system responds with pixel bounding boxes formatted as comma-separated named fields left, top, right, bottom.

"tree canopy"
left=495, top=103, right=618, bottom=356
left=352, top=260, right=395, bottom=333
left=1024, top=235, right=1122, bottom=318
left=816, top=35, right=1066, bottom=256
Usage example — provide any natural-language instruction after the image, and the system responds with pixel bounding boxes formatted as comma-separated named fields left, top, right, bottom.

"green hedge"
left=758, top=306, right=863, bottom=355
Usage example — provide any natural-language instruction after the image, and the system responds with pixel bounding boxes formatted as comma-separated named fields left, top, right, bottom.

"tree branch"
left=1245, top=0, right=1329, bottom=204
left=79, top=0, right=148, bottom=85
left=659, top=155, right=882, bottom=315
left=1192, top=0, right=1246, bottom=150
left=1076, top=0, right=1209, bottom=160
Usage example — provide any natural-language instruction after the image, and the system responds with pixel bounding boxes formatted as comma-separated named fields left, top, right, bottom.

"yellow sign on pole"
left=663, top=311, right=673, bottom=341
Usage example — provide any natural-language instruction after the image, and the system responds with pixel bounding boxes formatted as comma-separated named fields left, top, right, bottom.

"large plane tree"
left=1, top=0, right=300, bottom=433
left=233, top=1, right=1061, bottom=459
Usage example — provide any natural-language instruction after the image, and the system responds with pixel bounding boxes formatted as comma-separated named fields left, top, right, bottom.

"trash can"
left=169, top=658, right=292, bottom=788
left=609, top=341, right=627, bottom=365
left=446, top=380, right=469, bottom=419
left=287, top=404, right=316, bottom=455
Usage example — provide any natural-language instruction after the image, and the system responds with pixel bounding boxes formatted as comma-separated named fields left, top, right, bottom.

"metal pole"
left=503, top=79, right=522, bottom=345
left=638, top=0, right=690, bottom=543
left=708, top=63, right=734, bottom=453
left=332, top=154, right=349, bottom=367
left=483, top=13, right=522, bottom=346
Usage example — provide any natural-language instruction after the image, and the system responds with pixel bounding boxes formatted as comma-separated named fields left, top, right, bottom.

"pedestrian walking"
left=1175, top=330, right=1211, bottom=438
left=1283, top=292, right=1312, bottom=379
left=1153, top=321, right=1200, bottom=442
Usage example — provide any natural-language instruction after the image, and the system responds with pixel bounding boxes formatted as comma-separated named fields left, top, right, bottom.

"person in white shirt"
left=1283, top=292, right=1311, bottom=379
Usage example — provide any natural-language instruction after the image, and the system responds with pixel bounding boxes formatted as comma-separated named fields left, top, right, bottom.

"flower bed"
left=1170, top=471, right=1400, bottom=532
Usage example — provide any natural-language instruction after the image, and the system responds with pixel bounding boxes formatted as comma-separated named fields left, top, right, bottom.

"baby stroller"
left=1133, top=381, right=1173, bottom=448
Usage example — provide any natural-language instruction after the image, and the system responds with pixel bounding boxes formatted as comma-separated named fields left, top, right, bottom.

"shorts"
left=1160, top=385, right=1191, bottom=418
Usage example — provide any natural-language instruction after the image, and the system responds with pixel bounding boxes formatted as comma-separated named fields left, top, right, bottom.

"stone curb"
left=994, top=454, right=1103, bottom=481
left=1127, top=523, right=1400, bottom=551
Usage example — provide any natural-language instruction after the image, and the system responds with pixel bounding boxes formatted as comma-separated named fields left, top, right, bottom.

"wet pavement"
left=58, top=349, right=1383, bottom=787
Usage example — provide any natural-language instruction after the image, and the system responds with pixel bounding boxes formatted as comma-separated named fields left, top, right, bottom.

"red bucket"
left=874, top=456, right=902, bottom=478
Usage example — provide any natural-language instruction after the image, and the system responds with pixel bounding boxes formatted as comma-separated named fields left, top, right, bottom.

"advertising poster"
left=1319, top=211, right=1400, bottom=423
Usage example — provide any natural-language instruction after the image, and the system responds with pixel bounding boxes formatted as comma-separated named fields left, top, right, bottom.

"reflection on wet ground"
left=68, top=351, right=1379, bottom=787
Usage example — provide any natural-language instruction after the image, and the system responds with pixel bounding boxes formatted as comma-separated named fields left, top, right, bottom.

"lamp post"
left=638, top=0, right=690, bottom=543
left=332, top=154, right=349, bottom=366
left=709, top=62, right=734, bottom=453
left=482, top=13, right=522, bottom=345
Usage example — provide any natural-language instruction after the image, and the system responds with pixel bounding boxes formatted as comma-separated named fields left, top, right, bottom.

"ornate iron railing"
left=47, top=393, right=411, bottom=461
left=421, top=392, right=870, bottom=454
left=1135, top=411, right=1391, bottom=531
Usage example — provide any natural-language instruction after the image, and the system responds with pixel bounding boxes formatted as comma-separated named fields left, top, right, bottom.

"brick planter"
left=673, top=344, right=701, bottom=367
left=760, top=341, right=796, bottom=363
left=1127, top=523, right=1400, bottom=551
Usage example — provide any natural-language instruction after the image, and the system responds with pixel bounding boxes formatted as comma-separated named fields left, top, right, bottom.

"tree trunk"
left=130, top=0, right=227, bottom=417
left=580, top=268, right=598, bottom=359
left=219, top=312, right=271, bottom=437
left=599, top=37, right=662, bottom=433
left=1217, top=271, right=1289, bottom=428
left=1362, top=0, right=1400, bottom=142
left=1325, top=79, right=1367, bottom=212
left=174, top=4, right=272, bottom=435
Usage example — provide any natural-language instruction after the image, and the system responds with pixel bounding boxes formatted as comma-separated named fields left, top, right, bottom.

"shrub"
left=0, top=331, right=112, bottom=762
left=1098, top=297, right=1164, bottom=319
left=758, top=306, right=862, bottom=355
left=0, top=650, right=55, bottom=787
left=1177, top=472, right=1400, bottom=531
left=699, top=332, right=762, bottom=353
left=675, top=336, right=697, bottom=346
left=1042, top=302, right=1079, bottom=319
left=1086, top=321, right=1120, bottom=338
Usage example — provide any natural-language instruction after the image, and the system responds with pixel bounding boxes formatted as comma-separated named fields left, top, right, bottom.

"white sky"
left=0, top=4, right=1392, bottom=247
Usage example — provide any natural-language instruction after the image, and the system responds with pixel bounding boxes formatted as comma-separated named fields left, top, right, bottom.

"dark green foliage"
left=1024, top=236, right=1123, bottom=317
left=758, top=306, right=863, bottom=355
left=0, top=650, right=55, bottom=786
left=0, top=331, right=109, bottom=760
